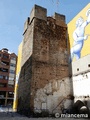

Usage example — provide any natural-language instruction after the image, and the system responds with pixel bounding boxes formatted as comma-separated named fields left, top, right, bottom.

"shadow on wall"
left=17, top=55, right=33, bottom=116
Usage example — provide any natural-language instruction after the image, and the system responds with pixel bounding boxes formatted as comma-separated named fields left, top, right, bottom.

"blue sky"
left=0, top=0, right=90, bottom=55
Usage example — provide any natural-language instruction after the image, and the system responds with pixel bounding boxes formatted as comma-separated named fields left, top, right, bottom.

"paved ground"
left=0, top=107, right=89, bottom=120
left=0, top=111, right=89, bottom=120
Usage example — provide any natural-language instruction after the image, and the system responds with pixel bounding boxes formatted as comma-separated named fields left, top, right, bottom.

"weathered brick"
left=17, top=5, right=73, bottom=115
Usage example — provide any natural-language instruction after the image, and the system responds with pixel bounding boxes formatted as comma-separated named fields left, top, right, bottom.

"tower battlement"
left=30, top=4, right=47, bottom=22
left=23, top=5, right=66, bottom=34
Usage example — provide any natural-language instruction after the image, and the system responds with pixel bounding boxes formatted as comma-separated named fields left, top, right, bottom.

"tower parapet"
left=23, top=17, right=30, bottom=34
left=23, top=5, right=47, bottom=35
left=53, top=12, right=66, bottom=27
left=23, top=5, right=67, bottom=35
left=30, top=4, right=47, bottom=23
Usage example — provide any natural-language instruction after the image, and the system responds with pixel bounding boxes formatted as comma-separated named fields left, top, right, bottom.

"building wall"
left=0, top=48, right=17, bottom=106
left=67, top=3, right=90, bottom=110
left=13, top=42, right=23, bottom=110
left=71, top=54, right=90, bottom=75
left=34, top=77, right=73, bottom=113
left=68, top=3, right=90, bottom=62
left=72, top=54, right=90, bottom=110
left=21, top=17, right=34, bottom=66
left=17, top=5, right=73, bottom=114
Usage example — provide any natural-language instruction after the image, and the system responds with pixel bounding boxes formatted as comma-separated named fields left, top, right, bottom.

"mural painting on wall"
left=69, top=8, right=90, bottom=62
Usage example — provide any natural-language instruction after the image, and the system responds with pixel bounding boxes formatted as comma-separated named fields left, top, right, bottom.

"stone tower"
left=17, top=5, right=73, bottom=115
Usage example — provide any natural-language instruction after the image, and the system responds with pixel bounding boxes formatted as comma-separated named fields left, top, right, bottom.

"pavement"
left=0, top=112, right=90, bottom=120
left=0, top=107, right=90, bottom=120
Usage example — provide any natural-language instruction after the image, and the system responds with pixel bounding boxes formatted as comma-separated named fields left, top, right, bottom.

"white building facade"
left=72, top=54, right=90, bottom=110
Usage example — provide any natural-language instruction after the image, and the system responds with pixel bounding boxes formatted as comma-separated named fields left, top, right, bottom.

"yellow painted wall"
left=16, top=42, right=23, bottom=75
left=13, top=41, right=23, bottom=110
left=68, top=3, right=90, bottom=62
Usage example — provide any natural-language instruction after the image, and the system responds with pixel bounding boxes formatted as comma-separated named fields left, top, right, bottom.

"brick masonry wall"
left=32, top=17, right=69, bottom=89
left=17, top=5, right=73, bottom=115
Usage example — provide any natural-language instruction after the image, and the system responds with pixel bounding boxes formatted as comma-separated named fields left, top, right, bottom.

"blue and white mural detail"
left=70, top=9, right=90, bottom=62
